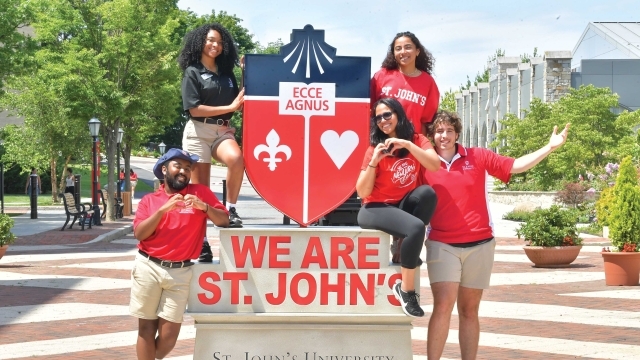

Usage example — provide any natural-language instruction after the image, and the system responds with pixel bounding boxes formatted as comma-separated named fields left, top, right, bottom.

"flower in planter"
left=516, top=205, right=583, bottom=247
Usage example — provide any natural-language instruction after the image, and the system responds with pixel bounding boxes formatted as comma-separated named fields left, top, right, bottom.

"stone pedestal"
left=187, top=227, right=418, bottom=360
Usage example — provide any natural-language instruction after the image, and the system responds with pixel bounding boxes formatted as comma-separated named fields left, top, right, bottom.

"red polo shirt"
left=134, top=183, right=228, bottom=261
left=361, top=134, right=432, bottom=204
left=422, top=145, right=514, bottom=244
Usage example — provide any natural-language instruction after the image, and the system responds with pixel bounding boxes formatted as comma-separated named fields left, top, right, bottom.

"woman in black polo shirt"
left=178, top=23, right=245, bottom=261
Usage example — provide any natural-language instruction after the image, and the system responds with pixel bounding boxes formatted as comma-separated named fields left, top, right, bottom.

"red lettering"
left=330, top=237, right=355, bottom=269
left=293, top=87, right=301, bottom=97
left=387, top=273, right=402, bottom=306
left=285, top=99, right=294, bottom=110
left=316, top=88, right=322, bottom=97
left=269, top=236, right=291, bottom=268
left=290, top=272, right=316, bottom=305
left=300, top=236, right=328, bottom=268
left=231, top=235, right=267, bottom=268
left=320, top=273, right=346, bottom=305
left=197, top=271, right=221, bottom=305
left=358, top=237, right=380, bottom=269
left=322, top=100, right=329, bottom=111
left=265, top=273, right=287, bottom=305
left=223, top=272, right=248, bottom=305
left=350, top=273, right=375, bottom=305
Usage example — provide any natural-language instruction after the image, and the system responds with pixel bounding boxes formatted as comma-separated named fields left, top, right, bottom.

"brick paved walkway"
left=1, top=232, right=638, bottom=359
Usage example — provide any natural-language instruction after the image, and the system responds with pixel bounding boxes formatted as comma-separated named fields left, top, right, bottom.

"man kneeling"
left=130, top=149, right=229, bottom=360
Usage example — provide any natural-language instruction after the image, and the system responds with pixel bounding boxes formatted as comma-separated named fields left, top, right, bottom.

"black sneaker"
left=198, top=241, right=213, bottom=263
left=229, top=207, right=243, bottom=228
left=393, top=282, right=424, bottom=317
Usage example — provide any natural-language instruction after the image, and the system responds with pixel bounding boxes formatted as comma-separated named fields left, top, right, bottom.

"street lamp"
left=158, top=142, right=166, bottom=155
left=116, top=128, right=124, bottom=199
left=88, top=117, right=102, bottom=225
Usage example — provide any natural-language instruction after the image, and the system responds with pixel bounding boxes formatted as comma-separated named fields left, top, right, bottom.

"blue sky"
left=178, top=0, right=638, bottom=94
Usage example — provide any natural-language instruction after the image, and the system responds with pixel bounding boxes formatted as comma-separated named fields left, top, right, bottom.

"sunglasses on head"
left=374, top=111, right=393, bottom=124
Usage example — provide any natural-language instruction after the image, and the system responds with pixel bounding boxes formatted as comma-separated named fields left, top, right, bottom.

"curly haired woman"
left=179, top=23, right=245, bottom=261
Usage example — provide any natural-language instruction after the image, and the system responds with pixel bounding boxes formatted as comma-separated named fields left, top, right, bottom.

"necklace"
left=400, top=68, right=420, bottom=77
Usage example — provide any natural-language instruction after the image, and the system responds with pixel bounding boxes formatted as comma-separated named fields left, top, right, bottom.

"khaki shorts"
left=425, top=239, right=496, bottom=289
left=129, top=253, right=193, bottom=323
left=182, top=119, right=236, bottom=164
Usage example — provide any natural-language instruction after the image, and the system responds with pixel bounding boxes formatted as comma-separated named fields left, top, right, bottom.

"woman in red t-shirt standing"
left=356, top=98, right=439, bottom=318
left=370, top=31, right=440, bottom=137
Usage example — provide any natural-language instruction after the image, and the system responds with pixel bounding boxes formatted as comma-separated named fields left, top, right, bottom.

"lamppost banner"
left=243, top=25, right=371, bottom=226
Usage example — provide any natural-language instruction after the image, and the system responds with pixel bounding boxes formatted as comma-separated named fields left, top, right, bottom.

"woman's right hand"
left=231, top=88, right=245, bottom=111
left=371, top=143, right=390, bottom=166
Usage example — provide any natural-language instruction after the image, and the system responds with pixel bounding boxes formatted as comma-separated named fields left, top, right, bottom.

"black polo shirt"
left=181, top=62, right=239, bottom=121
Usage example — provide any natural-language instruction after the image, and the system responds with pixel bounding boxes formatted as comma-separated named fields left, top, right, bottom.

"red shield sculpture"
left=243, top=25, right=371, bottom=226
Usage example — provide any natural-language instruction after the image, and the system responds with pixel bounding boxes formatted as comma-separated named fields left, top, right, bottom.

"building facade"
left=455, top=22, right=640, bottom=149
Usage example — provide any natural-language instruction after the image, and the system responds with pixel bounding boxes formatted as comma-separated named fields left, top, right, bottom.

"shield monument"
left=243, top=25, right=370, bottom=226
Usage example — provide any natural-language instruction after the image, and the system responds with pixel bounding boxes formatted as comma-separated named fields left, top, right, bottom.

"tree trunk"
left=58, top=155, right=72, bottom=195
left=50, top=156, right=58, bottom=203
left=104, top=120, right=119, bottom=221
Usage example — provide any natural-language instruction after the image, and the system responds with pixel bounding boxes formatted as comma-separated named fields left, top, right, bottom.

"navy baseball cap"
left=153, top=148, right=200, bottom=180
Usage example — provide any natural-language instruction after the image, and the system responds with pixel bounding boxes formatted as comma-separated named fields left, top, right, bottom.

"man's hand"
left=549, top=123, right=570, bottom=150
left=183, top=194, right=207, bottom=212
left=158, top=194, right=185, bottom=214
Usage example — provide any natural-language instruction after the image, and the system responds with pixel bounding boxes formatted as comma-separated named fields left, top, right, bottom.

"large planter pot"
left=601, top=252, right=640, bottom=286
left=523, top=245, right=582, bottom=268
left=0, top=245, right=8, bottom=260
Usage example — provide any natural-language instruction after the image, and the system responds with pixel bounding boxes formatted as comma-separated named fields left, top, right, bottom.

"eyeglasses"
left=374, top=111, right=394, bottom=124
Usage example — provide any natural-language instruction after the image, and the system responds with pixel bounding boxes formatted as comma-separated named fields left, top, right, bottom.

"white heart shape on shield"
left=320, top=130, right=359, bottom=169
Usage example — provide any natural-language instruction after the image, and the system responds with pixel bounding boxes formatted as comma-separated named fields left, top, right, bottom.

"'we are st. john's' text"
left=196, top=235, right=402, bottom=307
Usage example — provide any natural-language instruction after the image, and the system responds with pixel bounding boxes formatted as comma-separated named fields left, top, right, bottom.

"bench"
left=58, top=193, right=94, bottom=231
left=98, top=189, right=124, bottom=219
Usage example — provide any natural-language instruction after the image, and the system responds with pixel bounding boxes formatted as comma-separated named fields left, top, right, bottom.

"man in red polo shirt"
left=130, top=148, right=229, bottom=360
left=422, top=111, right=569, bottom=360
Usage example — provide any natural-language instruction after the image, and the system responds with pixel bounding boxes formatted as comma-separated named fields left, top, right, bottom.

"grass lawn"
left=2, top=164, right=155, bottom=204
left=2, top=194, right=57, bottom=206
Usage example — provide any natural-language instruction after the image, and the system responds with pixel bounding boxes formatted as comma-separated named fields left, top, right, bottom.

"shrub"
left=608, top=156, right=640, bottom=252
left=503, top=209, right=536, bottom=222
left=516, top=205, right=583, bottom=247
left=554, top=182, right=588, bottom=208
left=0, top=214, right=16, bottom=246
left=595, top=187, right=615, bottom=226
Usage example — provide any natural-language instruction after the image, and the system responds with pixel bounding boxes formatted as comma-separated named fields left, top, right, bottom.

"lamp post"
left=116, top=128, right=124, bottom=199
left=158, top=142, right=166, bottom=155
left=88, top=117, right=102, bottom=225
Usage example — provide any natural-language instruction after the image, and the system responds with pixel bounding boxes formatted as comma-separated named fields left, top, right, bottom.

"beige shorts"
left=425, top=239, right=496, bottom=289
left=129, top=253, right=193, bottom=323
left=182, top=119, right=236, bottom=164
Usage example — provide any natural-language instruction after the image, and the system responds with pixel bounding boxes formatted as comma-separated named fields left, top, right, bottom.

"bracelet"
left=368, top=164, right=376, bottom=168
left=203, top=204, right=209, bottom=213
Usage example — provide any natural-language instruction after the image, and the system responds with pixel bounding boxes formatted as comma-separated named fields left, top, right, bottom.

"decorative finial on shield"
left=281, top=25, right=336, bottom=78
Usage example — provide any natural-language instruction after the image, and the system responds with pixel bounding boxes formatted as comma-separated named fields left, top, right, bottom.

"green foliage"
left=439, top=89, right=456, bottom=112
left=502, top=209, right=536, bottom=222
left=595, top=187, right=615, bottom=226
left=0, top=213, right=17, bottom=246
left=0, top=0, right=37, bottom=94
left=516, top=205, right=583, bottom=247
left=494, top=86, right=640, bottom=190
left=608, top=156, right=640, bottom=251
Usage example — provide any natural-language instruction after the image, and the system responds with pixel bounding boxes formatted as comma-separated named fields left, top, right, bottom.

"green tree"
left=493, top=85, right=640, bottom=190
left=439, top=89, right=456, bottom=112
left=15, top=0, right=184, bottom=219
left=0, top=0, right=36, bottom=94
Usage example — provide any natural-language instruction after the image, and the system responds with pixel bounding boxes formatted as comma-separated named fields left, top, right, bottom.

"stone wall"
left=544, top=51, right=572, bottom=103
left=488, top=191, right=558, bottom=208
